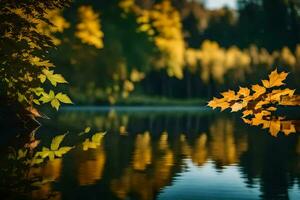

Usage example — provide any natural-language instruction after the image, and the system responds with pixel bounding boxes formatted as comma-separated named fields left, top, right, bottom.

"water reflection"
left=1, top=108, right=300, bottom=199
left=76, top=147, right=106, bottom=185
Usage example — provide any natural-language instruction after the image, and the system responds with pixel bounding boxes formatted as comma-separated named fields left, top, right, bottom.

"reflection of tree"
left=76, top=147, right=106, bottom=186
left=132, top=131, right=152, bottom=170
left=29, top=159, right=62, bottom=200
left=47, top=111, right=300, bottom=199
left=110, top=131, right=174, bottom=200
left=179, top=118, right=248, bottom=168
left=239, top=132, right=300, bottom=199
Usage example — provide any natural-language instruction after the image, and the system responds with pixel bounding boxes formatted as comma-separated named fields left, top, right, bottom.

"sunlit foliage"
left=0, top=0, right=72, bottom=112
left=186, top=40, right=250, bottom=83
left=122, top=0, right=185, bottom=79
left=139, top=0, right=185, bottom=79
left=36, top=9, right=70, bottom=45
left=76, top=5, right=104, bottom=49
left=208, top=69, right=300, bottom=136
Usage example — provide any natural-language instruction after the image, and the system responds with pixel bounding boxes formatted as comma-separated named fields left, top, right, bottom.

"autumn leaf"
left=51, top=134, right=66, bottom=151
left=208, top=69, right=299, bottom=137
left=238, top=87, right=250, bottom=97
left=55, top=92, right=73, bottom=104
left=34, top=133, right=73, bottom=162
left=82, top=132, right=106, bottom=151
left=207, top=97, right=230, bottom=111
left=242, top=110, right=253, bottom=117
left=221, top=90, right=239, bottom=101
left=268, top=120, right=281, bottom=137
left=281, top=121, right=296, bottom=136
left=41, top=69, right=68, bottom=86
left=251, top=84, right=266, bottom=99
left=231, top=102, right=244, bottom=112
left=269, top=88, right=295, bottom=102
left=262, top=69, right=288, bottom=88
left=39, top=90, right=72, bottom=110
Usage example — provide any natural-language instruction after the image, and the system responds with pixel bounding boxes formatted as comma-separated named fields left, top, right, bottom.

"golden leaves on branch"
left=208, top=69, right=300, bottom=136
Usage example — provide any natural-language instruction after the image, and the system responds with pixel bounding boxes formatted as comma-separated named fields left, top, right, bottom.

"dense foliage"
left=208, top=69, right=300, bottom=136
left=0, top=0, right=72, bottom=113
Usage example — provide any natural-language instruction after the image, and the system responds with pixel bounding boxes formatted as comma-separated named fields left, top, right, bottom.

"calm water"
left=1, top=106, right=300, bottom=200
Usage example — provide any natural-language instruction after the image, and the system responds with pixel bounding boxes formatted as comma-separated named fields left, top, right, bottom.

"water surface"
left=2, top=106, right=300, bottom=199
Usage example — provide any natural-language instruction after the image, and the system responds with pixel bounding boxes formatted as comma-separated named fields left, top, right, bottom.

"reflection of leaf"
left=82, top=132, right=106, bottom=151
left=281, top=122, right=297, bottom=136
left=268, top=120, right=281, bottom=137
left=262, top=69, right=288, bottom=88
left=79, top=127, right=91, bottom=136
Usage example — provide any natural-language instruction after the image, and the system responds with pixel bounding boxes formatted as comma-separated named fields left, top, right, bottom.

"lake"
left=1, top=106, right=300, bottom=200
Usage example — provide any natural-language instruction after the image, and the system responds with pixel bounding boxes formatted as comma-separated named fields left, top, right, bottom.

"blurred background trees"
left=2, top=0, right=300, bottom=106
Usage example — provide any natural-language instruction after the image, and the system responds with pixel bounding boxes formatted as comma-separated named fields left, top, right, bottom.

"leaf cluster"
left=208, top=69, right=299, bottom=136
left=0, top=0, right=72, bottom=112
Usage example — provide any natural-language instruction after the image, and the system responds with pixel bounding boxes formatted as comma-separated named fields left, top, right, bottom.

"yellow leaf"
left=238, top=87, right=250, bottom=97
left=254, top=99, right=270, bottom=110
left=221, top=90, right=239, bottom=101
left=262, top=69, right=288, bottom=88
left=84, top=127, right=91, bottom=133
left=39, top=90, right=55, bottom=103
left=207, top=97, right=230, bottom=111
left=242, top=110, right=253, bottom=117
left=252, top=84, right=266, bottom=99
left=281, top=121, right=296, bottom=136
left=55, top=93, right=73, bottom=104
left=42, top=69, right=67, bottom=86
left=269, top=88, right=295, bottom=102
left=267, top=106, right=277, bottom=111
left=268, top=120, right=281, bottom=137
left=51, top=98, right=60, bottom=110
left=51, top=134, right=66, bottom=151
left=92, top=132, right=105, bottom=143
left=231, top=102, right=244, bottom=112
left=54, top=147, right=73, bottom=157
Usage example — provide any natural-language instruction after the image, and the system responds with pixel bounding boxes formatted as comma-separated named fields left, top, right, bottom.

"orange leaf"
left=262, top=69, right=288, bottom=88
